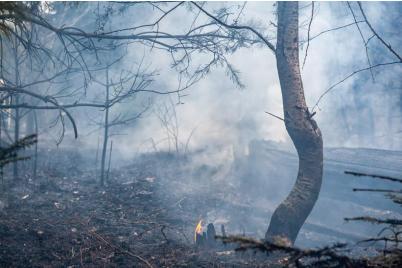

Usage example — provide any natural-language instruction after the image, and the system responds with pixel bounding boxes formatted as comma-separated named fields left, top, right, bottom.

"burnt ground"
left=0, top=151, right=279, bottom=267
left=1, top=142, right=401, bottom=267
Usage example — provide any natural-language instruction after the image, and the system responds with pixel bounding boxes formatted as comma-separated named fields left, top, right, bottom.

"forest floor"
left=1, top=143, right=401, bottom=267
left=0, top=151, right=279, bottom=267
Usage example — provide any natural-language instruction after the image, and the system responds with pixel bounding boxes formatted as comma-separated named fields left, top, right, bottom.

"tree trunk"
left=12, top=95, right=19, bottom=181
left=32, top=110, right=38, bottom=180
left=100, top=67, right=109, bottom=186
left=265, top=1, right=323, bottom=245
left=13, top=43, right=19, bottom=181
left=106, top=140, right=113, bottom=182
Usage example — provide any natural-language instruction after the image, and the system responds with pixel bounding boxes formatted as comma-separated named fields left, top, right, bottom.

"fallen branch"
left=216, top=235, right=359, bottom=267
left=344, top=216, right=402, bottom=226
left=352, top=188, right=402, bottom=194
left=345, top=171, right=402, bottom=184
left=89, top=229, right=154, bottom=268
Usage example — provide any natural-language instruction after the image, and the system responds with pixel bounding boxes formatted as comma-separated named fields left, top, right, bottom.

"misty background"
left=31, top=1, right=401, bottom=160
left=5, top=1, right=401, bottom=249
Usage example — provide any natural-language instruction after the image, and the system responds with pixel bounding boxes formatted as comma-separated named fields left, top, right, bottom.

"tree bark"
left=265, top=1, right=323, bottom=245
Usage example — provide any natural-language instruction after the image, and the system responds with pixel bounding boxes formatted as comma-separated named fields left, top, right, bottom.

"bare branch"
left=190, top=1, right=276, bottom=53
left=302, top=1, right=314, bottom=69
left=312, top=61, right=401, bottom=112
left=346, top=1, right=374, bottom=80
left=344, top=216, right=402, bottom=226
left=352, top=188, right=402, bottom=194
left=265, top=111, right=284, bottom=122
left=0, top=86, right=78, bottom=138
left=345, top=171, right=402, bottom=184
left=357, top=1, right=402, bottom=62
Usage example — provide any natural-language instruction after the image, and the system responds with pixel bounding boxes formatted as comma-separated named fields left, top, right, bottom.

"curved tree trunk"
left=265, top=2, right=323, bottom=245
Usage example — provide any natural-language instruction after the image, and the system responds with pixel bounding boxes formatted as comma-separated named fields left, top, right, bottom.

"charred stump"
left=195, top=223, right=220, bottom=249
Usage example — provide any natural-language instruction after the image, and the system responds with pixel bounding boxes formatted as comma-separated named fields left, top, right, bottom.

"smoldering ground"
left=38, top=1, right=402, bottom=244
left=0, top=1, right=401, bottom=267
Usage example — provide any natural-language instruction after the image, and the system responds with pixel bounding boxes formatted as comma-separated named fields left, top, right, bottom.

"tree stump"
left=195, top=223, right=217, bottom=248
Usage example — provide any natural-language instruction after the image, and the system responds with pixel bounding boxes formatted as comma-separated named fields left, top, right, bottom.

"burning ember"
left=194, top=220, right=219, bottom=248
left=194, top=220, right=203, bottom=242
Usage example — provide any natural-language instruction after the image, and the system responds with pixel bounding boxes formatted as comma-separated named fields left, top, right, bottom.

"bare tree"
left=189, top=0, right=320, bottom=246
left=100, top=66, right=110, bottom=186
left=192, top=1, right=401, bottom=245
left=264, top=2, right=323, bottom=245
left=11, top=36, right=20, bottom=181
left=90, top=59, right=153, bottom=186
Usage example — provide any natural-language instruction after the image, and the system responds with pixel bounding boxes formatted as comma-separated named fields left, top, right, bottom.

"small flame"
left=194, top=220, right=203, bottom=242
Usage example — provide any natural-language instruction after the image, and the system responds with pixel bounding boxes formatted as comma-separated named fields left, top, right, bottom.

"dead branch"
left=89, top=229, right=154, bottom=268
left=346, top=1, right=374, bottom=80
left=216, top=235, right=359, bottom=267
left=302, top=20, right=365, bottom=43
left=0, top=86, right=78, bottom=138
left=352, top=188, right=402, bottom=194
left=312, top=61, right=401, bottom=112
left=302, top=1, right=314, bottom=69
left=264, top=111, right=284, bottom=122
left=344, top=216, right=402, bottom=226
left=357, top=2, right=402, bottom=62
left=345, top=171, right=402, bottom=184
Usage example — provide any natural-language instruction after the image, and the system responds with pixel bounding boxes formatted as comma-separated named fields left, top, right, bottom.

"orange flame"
left=194, top=220, right=203, bottom=242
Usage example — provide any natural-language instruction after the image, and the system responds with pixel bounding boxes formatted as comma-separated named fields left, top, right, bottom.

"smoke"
left=34, top=2, right=401, bottom=158
left=94, top=1, right=401, bottom=159
left=19, top=2, right=401, bottom=248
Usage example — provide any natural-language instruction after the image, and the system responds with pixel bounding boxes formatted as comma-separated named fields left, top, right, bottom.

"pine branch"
left=0, top=134, right=37, bottom=168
